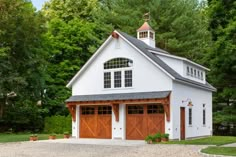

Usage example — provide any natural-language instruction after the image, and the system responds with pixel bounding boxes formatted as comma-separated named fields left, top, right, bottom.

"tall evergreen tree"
left=206, top=0, right=236, bottom=133
left=98, top=0, right=211, bottom=62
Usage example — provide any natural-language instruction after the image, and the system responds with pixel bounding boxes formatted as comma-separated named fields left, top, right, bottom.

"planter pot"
left=155, top=138, right=161, bottom=142
left=147, top=140, right=153, bottom=144
left=49, top=135, right=56, bottom=140
left=63, top=134, right=70, bottom=139
left=29, top=136, right=38, bottom=141
left=161, top=137, right=169, bottom=142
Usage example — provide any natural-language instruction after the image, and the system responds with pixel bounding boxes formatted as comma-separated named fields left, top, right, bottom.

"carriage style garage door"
left=126, top=104, right=165, bottom=140
left=80, top=106, right=112, bottom=138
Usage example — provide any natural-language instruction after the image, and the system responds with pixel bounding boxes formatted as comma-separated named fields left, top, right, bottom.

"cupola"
left=137, top=22, right=156, bottom=48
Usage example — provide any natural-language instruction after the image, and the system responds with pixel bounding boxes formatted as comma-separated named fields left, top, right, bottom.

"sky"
left=31, top=0, right=48, bottom=10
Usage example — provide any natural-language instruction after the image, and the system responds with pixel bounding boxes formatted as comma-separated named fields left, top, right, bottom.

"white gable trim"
left=148, top=50, right=210, bottom=71
left=115, top=31, right=175, bottom=80
left=66, top=36, right=113, bottom=88
left=66, top=30, right=175, bottom=88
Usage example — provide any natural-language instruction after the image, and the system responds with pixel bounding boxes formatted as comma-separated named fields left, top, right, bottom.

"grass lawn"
left=0, top=133, right=64, bottom=143
left=165, top=136, right=236, bottom=146
left=201, top=146, right=236, bottom=156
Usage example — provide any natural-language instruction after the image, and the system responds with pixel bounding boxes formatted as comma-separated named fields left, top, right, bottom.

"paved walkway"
left=0, top=139, right=205, bottom=157
left=221, top=142, right=236, bottom=147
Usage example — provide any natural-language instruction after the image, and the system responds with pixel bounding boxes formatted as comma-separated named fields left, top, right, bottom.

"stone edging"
left=198, top=148, right=235, bottom=157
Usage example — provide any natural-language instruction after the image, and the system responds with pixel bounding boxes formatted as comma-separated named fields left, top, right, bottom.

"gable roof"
left=67, top=30, right=216, bottom=91
left=116, top=31, right=216, bottom=91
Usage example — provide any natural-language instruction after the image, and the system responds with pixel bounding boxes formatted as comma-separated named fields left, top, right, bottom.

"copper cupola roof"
left=137, top=22, right=154, bottom=31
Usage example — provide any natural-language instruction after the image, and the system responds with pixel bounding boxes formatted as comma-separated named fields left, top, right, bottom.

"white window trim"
left=103, top=67, right=133, bottom=90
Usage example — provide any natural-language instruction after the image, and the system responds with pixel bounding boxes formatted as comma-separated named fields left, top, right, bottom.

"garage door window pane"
left=98, top=106, right=112, bottom=115
left=147, top=104, right=164, bottom=114
left=128, top=105, right=144, bottom=114
left=81, top=107, right=95, bottom=115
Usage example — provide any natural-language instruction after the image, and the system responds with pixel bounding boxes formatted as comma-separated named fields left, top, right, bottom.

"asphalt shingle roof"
left=66, top=91, right=171, bottom=102
left=117, top=31, right=216, bottom=91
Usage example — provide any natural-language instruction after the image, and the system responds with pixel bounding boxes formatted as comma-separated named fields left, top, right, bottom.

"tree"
left=42, top=0, right=106, bottom=115
left=98, top=0, right=211, bottom=62
left=206, top=0, right=236, bottom=135
left=0, top=0, right=47, bottom=131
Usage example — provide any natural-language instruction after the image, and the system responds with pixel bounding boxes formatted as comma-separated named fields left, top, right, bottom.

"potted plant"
left=161, top=133, right=169, bottom=142
left=49, top=133, right=56, bottom=140
left=153, top=132, right=161, bottom=142
left=63, top=132, right=70, bottom=139
left=145, top=135, right=153, bottom=144
left=29, top=134, right=38, bottom=141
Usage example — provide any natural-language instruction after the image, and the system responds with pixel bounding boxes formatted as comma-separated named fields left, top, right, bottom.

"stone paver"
left=0, top=139, right=205, bottom=157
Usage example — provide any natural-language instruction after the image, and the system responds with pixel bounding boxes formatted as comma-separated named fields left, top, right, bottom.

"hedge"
left=44, top=115, right=72, bottom=134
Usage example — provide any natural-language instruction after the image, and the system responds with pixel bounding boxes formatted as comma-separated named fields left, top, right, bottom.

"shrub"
left=44, top=115, right=71, bottom=134
left=153, top=132, right=161, bottom=140
left=145, top=135, right=154, bottom=142
left=162, top=133, right=169, bottom=138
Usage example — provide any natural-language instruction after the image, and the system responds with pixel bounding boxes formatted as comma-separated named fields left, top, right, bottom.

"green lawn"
left=0, top=133, right=64, bottom=143
left=201, top=146, right=236, bottom=156
left=165, top=136, right=236, bottom=146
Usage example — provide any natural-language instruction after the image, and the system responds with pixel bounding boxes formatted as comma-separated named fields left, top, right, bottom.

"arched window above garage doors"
left=103, top=58, right=133, bottom=89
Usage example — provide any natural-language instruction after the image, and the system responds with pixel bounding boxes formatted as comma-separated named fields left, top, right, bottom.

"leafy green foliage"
left=206, top=0, right=236, bottom=129
left=42, top=0, right=107, bottom=115
left=98, top=0, right=211, bottom=61
left=0, top=0, right=48, bottom=132
left=44, top=115, right=72, bottom=134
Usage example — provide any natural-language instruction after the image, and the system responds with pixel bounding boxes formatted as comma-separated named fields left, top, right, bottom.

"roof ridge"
left=116, top=30, right=216, bottom=91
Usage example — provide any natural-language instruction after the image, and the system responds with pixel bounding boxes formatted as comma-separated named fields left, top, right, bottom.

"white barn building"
left=66, top=22, right=216, bottom=140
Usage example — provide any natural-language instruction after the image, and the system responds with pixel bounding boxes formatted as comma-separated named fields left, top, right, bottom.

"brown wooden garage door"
left=80, top=106, right=112, bottom=138
left=126, top=104, right=165, bottom=140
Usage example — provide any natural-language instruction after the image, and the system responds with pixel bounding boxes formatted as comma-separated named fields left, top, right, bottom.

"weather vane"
left=143, top=12, right=150, bottom=22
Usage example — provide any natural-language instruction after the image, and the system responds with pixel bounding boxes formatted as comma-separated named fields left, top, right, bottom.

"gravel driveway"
left=0, top=139, right=205, bottom=157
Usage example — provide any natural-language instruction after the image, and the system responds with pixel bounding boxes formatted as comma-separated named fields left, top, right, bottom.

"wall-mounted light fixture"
left=182, top=98, right=193, bottom=107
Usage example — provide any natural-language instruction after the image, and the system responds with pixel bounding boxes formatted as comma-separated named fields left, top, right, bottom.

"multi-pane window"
left=98, top=106, right=112, bottom=115
left=104, top=58, right=133, bottom=89
left=81, top=106, right=95, bottom=115
left=127, top=105, right=144, bottom=114
left=104, top=72, right=111, bottom=88
left=104, top=58, right=133, bottom=69
left=203, top=109, right=206, bottom=125
left=125, top=70, right=132, bottom=87
left=186, top=65, right=205, bottom=81
left=147, top=104, right=164, bottom=114
left=189, top=108, right=192, bottom=125
left=139, top=31, right=148, bottom=38
left=114, top=71, right=122, bottom=88
left=150, top=32, right=154, bottom=39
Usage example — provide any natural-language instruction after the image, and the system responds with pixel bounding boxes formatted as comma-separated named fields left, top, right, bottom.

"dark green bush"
left=44, top=115, right=72, bottom=134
